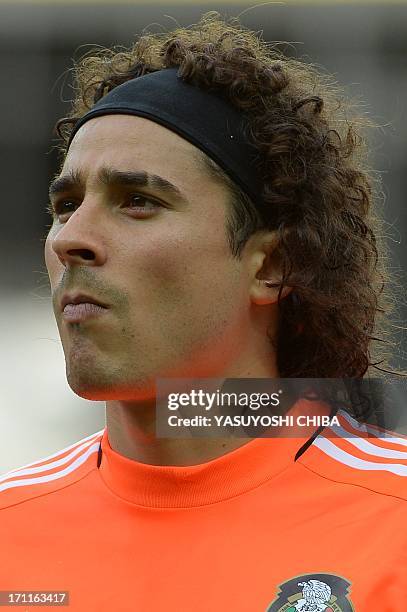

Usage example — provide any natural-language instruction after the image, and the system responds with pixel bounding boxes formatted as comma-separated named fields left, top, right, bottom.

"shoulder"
left=298, top=409, right=407, bottom=502
left=0, top=429, right=104, bottom=511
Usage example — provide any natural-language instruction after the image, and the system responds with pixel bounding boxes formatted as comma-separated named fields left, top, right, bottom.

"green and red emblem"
left=266, top=573, right=354, bottom=612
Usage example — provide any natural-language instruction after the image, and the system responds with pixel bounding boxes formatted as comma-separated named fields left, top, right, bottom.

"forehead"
left=63, top=114, right=205, bottom=187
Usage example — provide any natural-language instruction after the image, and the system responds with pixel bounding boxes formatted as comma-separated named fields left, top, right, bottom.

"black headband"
left=67, top=68, right=264, bottom=206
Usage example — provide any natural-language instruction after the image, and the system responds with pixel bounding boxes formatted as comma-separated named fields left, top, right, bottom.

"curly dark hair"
left=55, top=11, right=401, bottom=379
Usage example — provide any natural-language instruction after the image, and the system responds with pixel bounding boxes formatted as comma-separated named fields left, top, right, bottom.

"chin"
left=67, top=372, right=157, bottom=402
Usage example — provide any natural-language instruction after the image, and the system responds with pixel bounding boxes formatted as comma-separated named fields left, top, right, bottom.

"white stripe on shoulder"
left=0, top=431, right=104, bottom=484
left=328, top=422, right=407, bottom=460
left=338, top=410, right=407, bottom=447
left=313, top=436, right=407, bottom=476
left=0, top=441, right=100, bottom=493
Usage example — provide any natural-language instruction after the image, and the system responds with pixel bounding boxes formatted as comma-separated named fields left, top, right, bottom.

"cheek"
left=123, top=229, right=238, bottom=324
left=44, top=231, right=61, bottom=289
left=128, top=228, right=226, bottom=289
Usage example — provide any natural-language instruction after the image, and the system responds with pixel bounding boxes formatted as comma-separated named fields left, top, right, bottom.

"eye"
left=47, top=200, right=78, bottom=222
left=124, top=194, right=163, bottom=214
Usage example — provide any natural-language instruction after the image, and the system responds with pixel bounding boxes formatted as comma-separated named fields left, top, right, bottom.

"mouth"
left=61, top=293, right=109, bottom=323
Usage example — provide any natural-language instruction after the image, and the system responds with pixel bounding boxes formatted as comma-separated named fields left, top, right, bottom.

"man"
left=0, top=12, right=405, bottom=611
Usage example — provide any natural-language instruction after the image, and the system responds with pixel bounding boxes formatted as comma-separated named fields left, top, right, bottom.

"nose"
left=51, top=204, right=107, bottom=268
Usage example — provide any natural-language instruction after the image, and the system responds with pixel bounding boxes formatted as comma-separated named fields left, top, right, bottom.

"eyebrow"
left=49, top=166, right=187, bottom=204
left=49, top=169, right=82, bottom=198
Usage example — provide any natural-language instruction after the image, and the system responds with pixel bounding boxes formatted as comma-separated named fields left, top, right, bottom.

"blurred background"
left=1, top=0, right=406, bottom=474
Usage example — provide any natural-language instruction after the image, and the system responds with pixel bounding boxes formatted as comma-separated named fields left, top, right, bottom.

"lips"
left=60, top=293, right=109, bottom=323
left=61, top=293, right=108, bottom=311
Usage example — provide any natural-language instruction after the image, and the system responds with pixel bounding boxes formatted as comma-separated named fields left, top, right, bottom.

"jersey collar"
left=97, top=399, right=330, bottom=508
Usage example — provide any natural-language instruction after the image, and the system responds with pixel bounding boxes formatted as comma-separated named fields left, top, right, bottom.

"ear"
left=247, top=231, right=292, bottom=306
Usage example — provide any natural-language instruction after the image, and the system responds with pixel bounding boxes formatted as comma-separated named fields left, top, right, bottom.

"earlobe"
left=251, top=279, right=292, bottom=306
left=246, top=231, right=292, bottom=305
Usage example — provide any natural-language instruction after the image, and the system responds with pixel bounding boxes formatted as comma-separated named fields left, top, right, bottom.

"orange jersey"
left=0, top=403, right=406, bottom=611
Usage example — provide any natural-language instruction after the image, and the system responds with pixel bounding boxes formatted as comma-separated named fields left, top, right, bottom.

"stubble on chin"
left=65, top=345, right=155, bottom=401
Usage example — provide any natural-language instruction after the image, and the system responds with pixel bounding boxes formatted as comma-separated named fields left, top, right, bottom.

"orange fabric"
left=0, top=406, right=406, bottom=611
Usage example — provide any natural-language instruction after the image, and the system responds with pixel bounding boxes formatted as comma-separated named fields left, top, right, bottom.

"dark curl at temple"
left=55, top=11, right=399, bottom=379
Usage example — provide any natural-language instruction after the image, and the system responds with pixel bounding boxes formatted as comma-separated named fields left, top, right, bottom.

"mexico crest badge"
left=266, top=573, right=354, bottom=611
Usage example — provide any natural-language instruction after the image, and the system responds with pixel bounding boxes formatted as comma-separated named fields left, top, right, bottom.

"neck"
left=105, top=349, right=280, bottom=466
